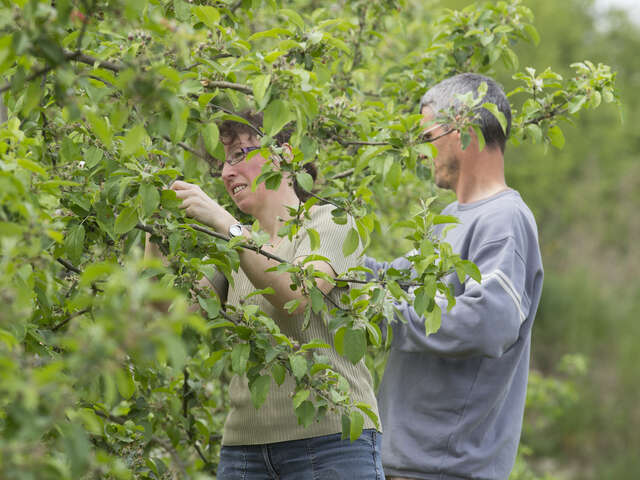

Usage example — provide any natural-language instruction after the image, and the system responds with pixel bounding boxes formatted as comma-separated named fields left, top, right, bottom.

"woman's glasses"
left=226, top=146, right=261, bottom=165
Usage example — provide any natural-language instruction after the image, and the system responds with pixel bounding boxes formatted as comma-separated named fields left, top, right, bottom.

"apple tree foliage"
left=0, top=0, right=617, bottom=478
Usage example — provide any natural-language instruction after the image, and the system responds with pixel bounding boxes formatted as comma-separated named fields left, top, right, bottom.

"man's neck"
left=455, top=181, right=509, bottom=204
left=455, top=146, right=508, bottom=204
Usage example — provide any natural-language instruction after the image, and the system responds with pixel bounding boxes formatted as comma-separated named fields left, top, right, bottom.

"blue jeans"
left=217, top=429, right=385, bottom=480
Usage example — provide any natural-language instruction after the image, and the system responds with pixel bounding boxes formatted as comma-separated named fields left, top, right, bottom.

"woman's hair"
left=218, top=111, right=317, bottom=202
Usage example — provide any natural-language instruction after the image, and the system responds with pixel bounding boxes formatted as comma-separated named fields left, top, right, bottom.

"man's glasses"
left=226, top=146, right=261, bottom=165
left=418, top=123, right=453, bottom=143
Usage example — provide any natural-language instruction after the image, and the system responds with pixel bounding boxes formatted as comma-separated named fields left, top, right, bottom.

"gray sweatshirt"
left=366, top=189, right=543, bottom=480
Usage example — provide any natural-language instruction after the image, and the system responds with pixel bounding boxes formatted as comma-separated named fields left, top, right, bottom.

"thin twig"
left=209, top=104, right=264, bottom=137
left=162, top=135, right=209, bottom=161
left=329, top=168, right=355, bottom=180
left=92, top=408, right=126, bottom=425
left=57, top=258, right=82, bottom=274
left=305, top=190, right=341, bottom=209
left=68, top=50, right=123, bottom=72
left=0, top=50, right=123, bottom=94
left=336, top=139, right=391, bottom=147
left=0, top=65, right=55, bottom=94
left=188, top=223, right=290, bottom=264
left=51, top=307, right=91, bottom=331
left=203, top=80, right=252, bottom=95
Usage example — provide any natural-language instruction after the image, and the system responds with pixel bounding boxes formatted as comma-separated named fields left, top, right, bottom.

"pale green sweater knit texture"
left=221, top=204, right=379, bottom=445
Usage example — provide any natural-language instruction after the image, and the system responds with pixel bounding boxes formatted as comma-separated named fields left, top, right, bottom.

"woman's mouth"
left=232, top=184, right=247, bottom=195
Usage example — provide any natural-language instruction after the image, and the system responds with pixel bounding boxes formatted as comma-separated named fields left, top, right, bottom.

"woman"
left=170, top=114, right=384, bottom=480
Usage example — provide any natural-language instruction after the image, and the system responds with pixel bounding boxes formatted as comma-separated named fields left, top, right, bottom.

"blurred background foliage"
left=370, top=0, right=640, bottom=478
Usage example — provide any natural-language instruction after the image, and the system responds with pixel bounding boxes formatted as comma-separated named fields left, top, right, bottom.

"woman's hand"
left=171, top=180, right=236, bottom=232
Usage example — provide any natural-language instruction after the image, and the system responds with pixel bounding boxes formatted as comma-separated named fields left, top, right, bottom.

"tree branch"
left=209, top=104, right=264, bottom=138
left=57, top=258, right=82, bottom=274
left=336, top=139, right=391, bottom=147
left=0, top=50, right=124, bottom=94
left=51, top=307, right=91, bottom=331
left=202, top=80, right=253, bottom=95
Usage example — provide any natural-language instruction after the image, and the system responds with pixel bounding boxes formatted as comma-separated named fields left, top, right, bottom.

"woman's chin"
left=233, top=198, right=253, bottom=215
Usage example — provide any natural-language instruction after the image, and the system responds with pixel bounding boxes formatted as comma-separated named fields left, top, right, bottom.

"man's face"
left=421, top=106, right=460, bottom=191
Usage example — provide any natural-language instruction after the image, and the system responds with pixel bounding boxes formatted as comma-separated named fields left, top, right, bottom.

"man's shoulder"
left=451, top=190, right=539, bottom=251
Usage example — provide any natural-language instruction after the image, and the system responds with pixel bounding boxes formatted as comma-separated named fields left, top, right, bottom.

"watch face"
left=229, top=224, right=243, bottom=237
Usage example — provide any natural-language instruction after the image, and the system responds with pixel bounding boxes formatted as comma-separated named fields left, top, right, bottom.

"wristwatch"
left=228, top=223, right=245, bottom=238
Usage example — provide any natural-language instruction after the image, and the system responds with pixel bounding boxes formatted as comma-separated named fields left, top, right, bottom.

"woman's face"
left=221, top=132, right=270, bottom=215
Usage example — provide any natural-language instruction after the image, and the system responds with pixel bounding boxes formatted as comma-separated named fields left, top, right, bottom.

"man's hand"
left=170, top=180, right=236, bottom=232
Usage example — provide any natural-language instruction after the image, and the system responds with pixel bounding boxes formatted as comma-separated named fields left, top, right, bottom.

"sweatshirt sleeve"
left=392, top=236, right=532, bottom=358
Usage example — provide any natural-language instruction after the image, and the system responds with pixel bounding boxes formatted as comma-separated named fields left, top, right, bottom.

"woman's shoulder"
left=307, top=204, right=352, bottom=229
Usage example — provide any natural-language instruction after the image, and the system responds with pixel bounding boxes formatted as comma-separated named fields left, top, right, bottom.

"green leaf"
left=161, top=189, right=182, bottom=210
left=413, top=286, right=429, bottom=316
left=309, top=286, right=324, bottom=314
left=114, top=206, right=139, bottom=235
left=231, top=343, right=250, bottom=375
left=306, top=228, right=320, bottom=251
left=295, top=171, right=314, bottom=192
left=472, top=125, right=485, bottom=151
left=139, top=183, right=160, bottom=218
left=173, top=0, right=191, bottom=22
left=202, top=123, right=220, bottom=157
left=249, top=375, right=271, bottom=409
left=65, top=225, right=85, bottom=265
left=349, top=410, right=364, bottom=442
left=289, top=354, right=307, bottom=380
left=292, top=389, right=310, bottom=409
left=424, top=304, right=442, bottom=335
left=548, top=125, right=565, bottom=149
left=524, top=24, right=540, bottom=46
left=271, top=364, right=286, bottom=385
left=342, top=228, right=359, bottom=257
left=343, top=328, right=366, bottom=364
left=170, top=105, right=189, bottom=143
left=460, top=260, right=481, bottom=283
left=122, top=124, right=147, bottom=158
left=482, top=103, right=508, bottom=134
left=432, top=215, right=459, bottom=225
left=85, top=112, right=112, bottom=148
left=356, top=402, right=380, bottom=430
left=21, top=80, right=41, bottom=116
left=80, top=262, right=114, bottom=286
left=84, top=147, right=103, bottom=168
left=263, top=99, right=294, bottom=136
left=333, top=326, right=346, bottom=356
left=251, top=74, right=271, bottom=107
left=280, top=9, right=305, bottom=30
left=198, top=295, right=221, bottom=318
left=17, top=158, right=47, bottom=177
left=115, top=368, right=136, bottom=400
left=192, top=5, right=220, bottom=29
left=295, top=400, right=315, bottom=427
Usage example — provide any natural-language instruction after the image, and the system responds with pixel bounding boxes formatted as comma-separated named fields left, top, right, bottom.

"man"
left=366, top=73, right=544, bottom=480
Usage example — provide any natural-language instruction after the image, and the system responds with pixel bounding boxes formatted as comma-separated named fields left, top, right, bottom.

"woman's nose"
left=221, top=162, right=235, bottom=181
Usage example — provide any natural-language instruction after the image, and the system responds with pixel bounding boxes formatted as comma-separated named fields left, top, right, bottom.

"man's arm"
left=392, top=237, right=536, bottom=358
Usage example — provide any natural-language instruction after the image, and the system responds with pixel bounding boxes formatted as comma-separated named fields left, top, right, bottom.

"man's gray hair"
left=420, top=73, right=512, bottom=153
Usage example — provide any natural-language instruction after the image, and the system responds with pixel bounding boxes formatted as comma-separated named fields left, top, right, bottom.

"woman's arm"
left=170, top=181, right=336, bottom=312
